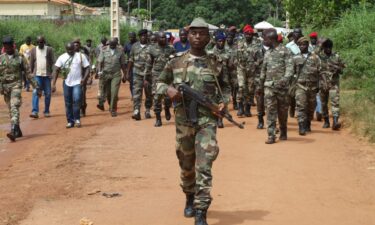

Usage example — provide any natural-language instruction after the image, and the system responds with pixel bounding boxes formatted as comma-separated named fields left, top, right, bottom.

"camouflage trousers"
left=229, top=70, right=238, bottom=104
left=97, top=76, right=106, bottom=102
left=295, top=87, right=317, bottom=123
left=133, top=73, right=152, bottom=111
left=2, top=82, right=22, bottom=125
left=255, top=79, right=265, bottom=116
left=237, top=67, right=255, bottom=104
left=320, top=83, right=340, bottom=117
left=152, top=74, right=171, bottom=114
left=264, top=87, right=289, bottom=138
left=99, top=75, right=121, bottom=112
left=176, top=122, right=219, bottom=210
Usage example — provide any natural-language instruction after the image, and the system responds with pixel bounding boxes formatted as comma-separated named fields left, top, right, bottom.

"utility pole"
left=111, top=0, right=120, bottom=39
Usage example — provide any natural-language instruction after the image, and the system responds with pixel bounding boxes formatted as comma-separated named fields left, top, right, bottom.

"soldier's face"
left=310, top=37, right=317, bottom=45
left=299, top=41, right=309, bottom=53
left=158, top=34, right=167, bottom=46
left=244, top=33, right=253, bottom=42
left=216, top=39, right=225, bottom=49
left=140, top=34, right=148, bottom=44
left=263, top=36, right=272, bottom=47
left=227, top=36, right=234, bottom=45
left=3, top=43, right=14, bottom=55
left=323, top=47, right=332, bottom=55
left=188, top=28, right=210, bottom=49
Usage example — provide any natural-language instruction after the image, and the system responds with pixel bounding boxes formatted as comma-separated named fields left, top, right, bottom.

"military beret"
left=297, top=36, right=309, bottom=44
left=293, top=28, right=303, bottom=34
left=243, top=24, right=254, bottom=34
left=215, top=32, right=226, bottom=41
left=309, top=32, right=318, bottom=38
left=138, top=29, right=148, bottom=36
left=2, top=36, right=14, bottom=44
left=189, top=17, right=209, bottom=29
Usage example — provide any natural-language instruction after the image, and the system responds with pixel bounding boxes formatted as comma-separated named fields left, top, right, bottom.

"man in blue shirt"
left=173, top=28, right=190, bottom=53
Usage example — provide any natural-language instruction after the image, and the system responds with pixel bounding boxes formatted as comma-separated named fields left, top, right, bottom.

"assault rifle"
left=178, top=83, right=245, bottom=129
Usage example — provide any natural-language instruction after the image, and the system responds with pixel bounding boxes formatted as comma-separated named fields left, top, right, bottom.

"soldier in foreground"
left=0, top=36, right=40, bottom=141
left=156, top=18, right=230, bottom=225
left=260, top=29, right=294, bottom=144
left=145, top=31, right=175, bottom=127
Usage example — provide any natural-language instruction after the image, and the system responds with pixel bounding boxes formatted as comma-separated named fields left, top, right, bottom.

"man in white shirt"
left=52, top=42, right=90, bottom=128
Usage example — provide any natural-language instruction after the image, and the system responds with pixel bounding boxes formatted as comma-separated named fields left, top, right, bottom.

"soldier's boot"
left=145, top=108, right=152, bottom=119
left=154, top=113, right=162, bottom=127
left=298, top=122, right=306, bottom=136
left=279, top=128, right=288, bottom=140
left=233, top=98, right=238, bottom=110
left=6, top=125, right=16, bottom=142
left=316, top=112, right=322, bottom=121
left=323, top=116, right=330, bottom=128
left=217, top=118, right=224, bottom=129
left=237, top=102, right=244, bottom=117
left=184, top=194, right=195, bottom=218
left=244, top=104, right=252, bottom=117
left=289, top=108, right=295, bottom=118
left=132, top=109, right=141, bottom=121
left=265, top=136, right=276, bottom=144
left=194, top=209, right=208, bottom=225
left=306, top=120, right=312, bottom=132
left=96, top=103, right=105, bottom=111
left=257, top=115, right=264, bottom=129
left=165, top=107, right=171, bottom=121
left=15, top=124, right=23, bottom=138
left=332, top=116, right=341, bottom=131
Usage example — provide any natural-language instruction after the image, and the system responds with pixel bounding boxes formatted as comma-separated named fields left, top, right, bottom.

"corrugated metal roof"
left=0, top=0, right=96, bottom=12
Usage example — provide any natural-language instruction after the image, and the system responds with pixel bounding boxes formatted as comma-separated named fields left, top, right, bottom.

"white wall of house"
left=47, top=3, right=67, bottom=16
left=0, top=3, right=67, bottom=16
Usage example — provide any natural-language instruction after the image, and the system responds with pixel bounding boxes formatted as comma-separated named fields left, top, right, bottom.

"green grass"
left=0, top=17, right=136, bottom=55
left=313, top=6, right=375, bottom=142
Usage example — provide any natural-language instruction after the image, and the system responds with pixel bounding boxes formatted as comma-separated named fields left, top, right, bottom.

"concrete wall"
left=0, top=3, right=68, bottom=16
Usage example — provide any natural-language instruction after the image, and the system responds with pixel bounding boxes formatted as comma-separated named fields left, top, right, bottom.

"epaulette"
left=170, top=51, right=186, bottom=59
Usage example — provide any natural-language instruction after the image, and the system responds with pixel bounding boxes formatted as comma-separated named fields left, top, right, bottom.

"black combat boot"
left=165, top=107, right=171, bottom=121
left=289, top=107, right=295, bottom=118
left=323, top=116, right=330, bottom=128
left=306, top=120, right=312, bottom=132
left=244, top=104, right=252, bottom=117
left=184, top=194, right=195, bottom=218
left=316, top=112, right=322, bottom=121
left=132, top=110, right=141, bottom=121
left=257, top=115, right=264, bottom=129
left=6, top=124, right=16, bottom=142
left=265, top=136, right=276, bottom=144
left=217, top=118, right=224, bottom=128
left=332, top=116, right=341, bottom=131
left=154, top=113, right=162, bottom=127
left=298, top=122, right=306, bottom=136
left=145, top=109, right=152, bottom=119
left=195, top=209, right=208, bottom=225
left=233, top=98, right=238, bottom=110
left=96, top=103, right=105, bottom=111
left=237, top=102, right=244, bottom=117
left=279, top=128, right=287, bottom=140
left=14, top=124, right=23, bottom=138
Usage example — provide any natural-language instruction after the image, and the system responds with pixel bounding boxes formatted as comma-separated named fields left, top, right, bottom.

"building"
left=0, top=0, right=96, bottom=17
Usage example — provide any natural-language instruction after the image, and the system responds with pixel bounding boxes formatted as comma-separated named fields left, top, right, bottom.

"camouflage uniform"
left=260, top=44, right=294, bottom=141
left=145, top=44, right=175, bottom=114
left=226, top=43, right=238, bottom=108
left=97, top=47, right=126, bottom=112
left=319, top=52, right=344, bottom=118
left=156, top=51, right=230, bottom=210
left=293, top=53, right=321, bottom=124
left=96, top=45, right=108, bottom=103
left=0, top=52, right=37, bottom=125
left=236, top=39, right=260, bottom=111
left=254, top=45, right=268, bottom=117
left=129, top=42, right=152, bottom=112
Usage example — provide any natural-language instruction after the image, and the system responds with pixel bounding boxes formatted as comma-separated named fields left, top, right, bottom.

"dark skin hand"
left=216, top=39, right=225, bottom=50
left=167, top=27, right=224, bottom=112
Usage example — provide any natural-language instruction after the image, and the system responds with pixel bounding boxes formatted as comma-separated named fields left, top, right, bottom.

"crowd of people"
left=0, top=17, right=345, bottom=225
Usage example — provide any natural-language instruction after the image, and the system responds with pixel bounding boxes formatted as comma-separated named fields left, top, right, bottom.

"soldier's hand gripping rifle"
left=178, top=83, right=245, bottom=129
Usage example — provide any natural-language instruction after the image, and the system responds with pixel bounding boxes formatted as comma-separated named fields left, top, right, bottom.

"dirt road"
left=0, top=80, right=374, bottom=225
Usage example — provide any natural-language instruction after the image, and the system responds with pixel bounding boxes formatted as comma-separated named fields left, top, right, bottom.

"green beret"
left=189, top=17, right=209, bottom=29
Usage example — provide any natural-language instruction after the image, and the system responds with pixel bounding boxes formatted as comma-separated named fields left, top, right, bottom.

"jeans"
left=63, top=81, right=82, bottom=123
left=32, top=76, right=51, bottom=114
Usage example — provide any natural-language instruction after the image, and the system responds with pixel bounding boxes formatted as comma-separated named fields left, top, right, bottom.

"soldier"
left=84, top=39, right=96, bottom=85
left=292, top=37, right=322, bottom=135
left=156, top=18, right=230, bottom=225
left=236, top=24, right=260, bottom=117
left=207, top=31, right=230, bottom=128
left=123, top=32, right=137, bottom=96
left=319, top=39, right=345, bottom=130
left=95, top=37, right=108, bottom=104
left=260, top=29, right=294, bottom=144
left=97, top=38, right=127, bottom=117
left=226, top=33, right=239, bottom=110
left=127, top=29, right=152, bottom=120
left=145, top=31, right=175, bottom=127
left=0, top=36, right=40, bottom=141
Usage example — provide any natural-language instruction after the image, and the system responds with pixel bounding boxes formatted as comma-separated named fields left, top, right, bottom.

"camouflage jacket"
left=98, top=47, right=126, bottom=78
left=207, top=46, right=230, bottom=81
left=237, top=39, right=260, bottom=71
left=145, top=44, right=175, bottom=77
left=226, top=43, right=238, bottom=72
left=128, top=42, right=149, bottom=76
left=319, top=52, right=344, bottom=86
left=260, top=44, right=294, bottom=89
left=157, top=51, right=231, bottom=126
left=292, top=52, right=322, bottom=90
left=0, top=52, right=37, bottom=89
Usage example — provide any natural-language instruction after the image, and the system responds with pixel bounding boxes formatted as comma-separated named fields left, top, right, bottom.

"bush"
left=0, top=17, right=136, bottom=55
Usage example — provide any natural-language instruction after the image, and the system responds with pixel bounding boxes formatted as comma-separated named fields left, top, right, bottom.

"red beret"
left=309, top=32, right=318, bottom=38
left=277, top=34, right=283, bottom=43
left=243, top=24, right=254, bottom=34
